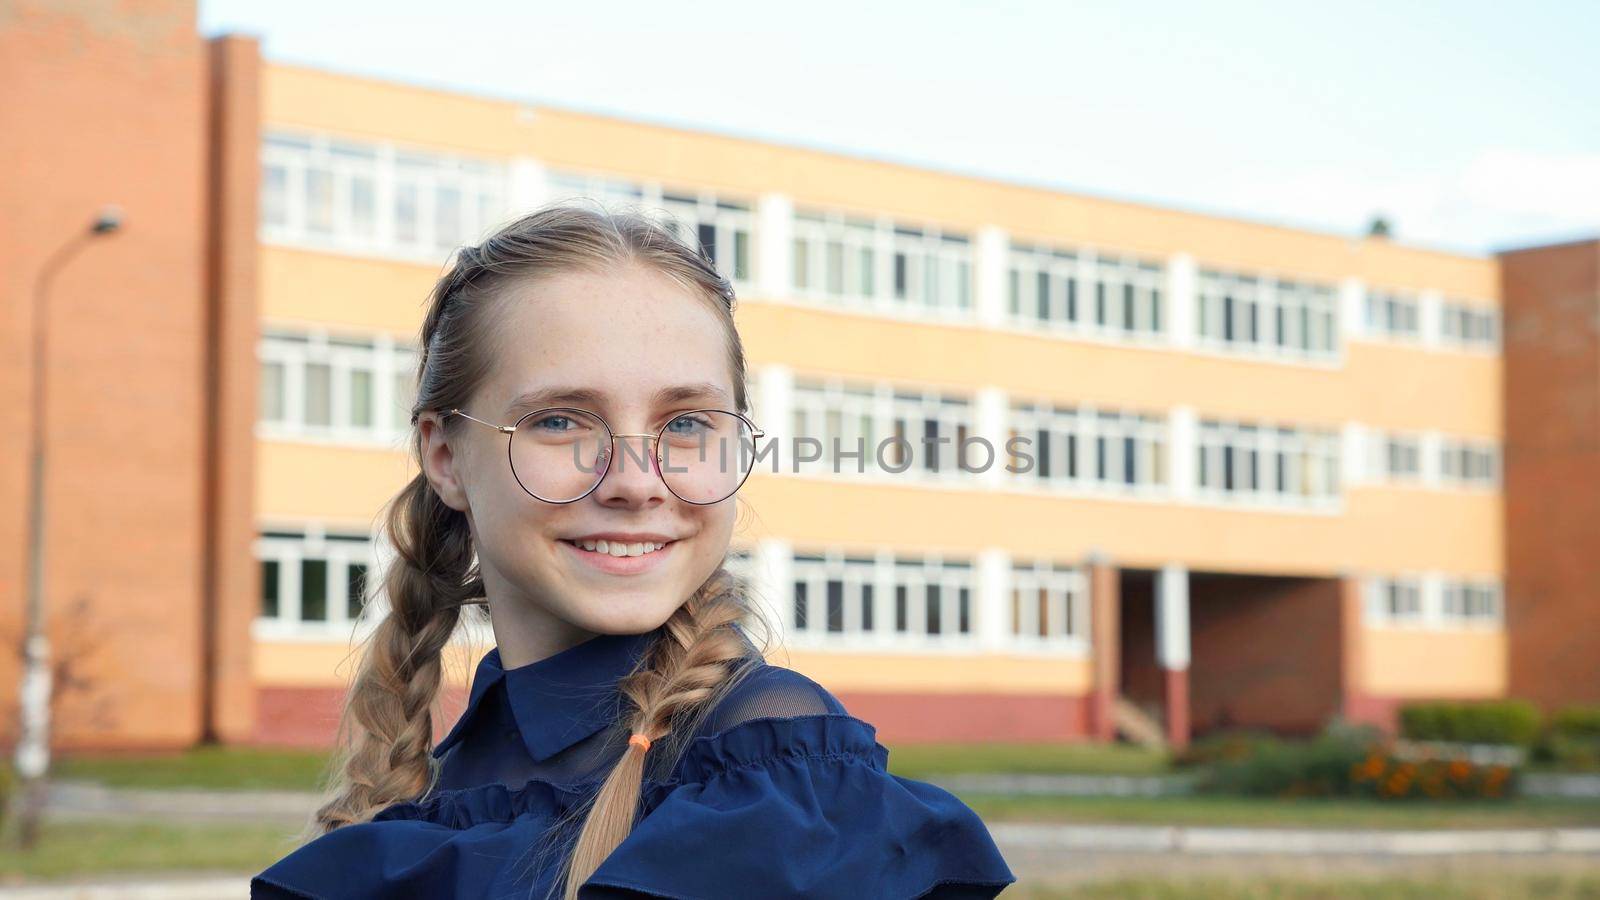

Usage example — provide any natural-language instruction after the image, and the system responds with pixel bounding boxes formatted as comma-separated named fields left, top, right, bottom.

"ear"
left=419, top=414, right=472, bottom=512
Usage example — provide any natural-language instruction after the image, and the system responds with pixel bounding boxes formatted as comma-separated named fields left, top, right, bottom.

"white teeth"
left=572, top=539, right=669, bottom=557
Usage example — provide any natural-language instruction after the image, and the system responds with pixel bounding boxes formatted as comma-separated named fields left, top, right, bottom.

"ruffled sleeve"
left=579, top=714, right=1016, bottom=899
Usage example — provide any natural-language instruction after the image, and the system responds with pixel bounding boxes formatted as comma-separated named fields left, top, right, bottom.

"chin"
left=575, top=599, right=683, bottom=636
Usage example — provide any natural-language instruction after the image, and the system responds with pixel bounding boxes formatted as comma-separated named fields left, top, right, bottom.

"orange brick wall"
left=0, top=0, right=220, bottom=751
left=1188, top=574, right=1346, bottom=736
left=1502, top=239, right=1600, bottom=712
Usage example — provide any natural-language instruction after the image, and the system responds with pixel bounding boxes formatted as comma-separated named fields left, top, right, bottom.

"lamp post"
left=11, top=207, right=123, bottom=850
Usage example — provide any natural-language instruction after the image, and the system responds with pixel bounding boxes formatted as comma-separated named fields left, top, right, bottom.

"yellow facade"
left=252, top=62, right=1507, bottom=738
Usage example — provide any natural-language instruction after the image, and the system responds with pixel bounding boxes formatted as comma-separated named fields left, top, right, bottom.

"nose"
left=590, top=433, right=668, bottom=508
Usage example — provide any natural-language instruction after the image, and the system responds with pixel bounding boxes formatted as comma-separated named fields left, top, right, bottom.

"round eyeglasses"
left=440, top=406, right=765, bottom=505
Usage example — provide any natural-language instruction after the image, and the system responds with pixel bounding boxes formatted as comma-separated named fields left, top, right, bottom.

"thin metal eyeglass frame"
left=440, top=405, right=766, bottom=506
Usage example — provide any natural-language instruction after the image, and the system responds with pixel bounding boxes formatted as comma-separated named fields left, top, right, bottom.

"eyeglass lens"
left=508, top=408, right=756, bottom=504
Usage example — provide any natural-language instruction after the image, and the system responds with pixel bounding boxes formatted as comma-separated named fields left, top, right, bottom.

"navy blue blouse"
left=252, top=626, right=1016, bottom=899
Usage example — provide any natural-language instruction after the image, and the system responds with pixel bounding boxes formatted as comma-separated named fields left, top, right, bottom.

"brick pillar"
left=1088, top=555, right=1120, bottom=742
left=202, top=34, right=262, bottom=744
left=1337, top=574, right=1366, bottom=723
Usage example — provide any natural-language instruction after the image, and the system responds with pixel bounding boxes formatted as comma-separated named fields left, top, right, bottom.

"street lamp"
left=11, top=206, right=123, bottom=849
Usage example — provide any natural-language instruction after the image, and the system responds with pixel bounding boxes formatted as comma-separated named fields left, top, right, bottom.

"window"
left=1197, top=269, right=1338, bottom=359
left=1196, top=418, right=1341, bottom=507
left=791, top=209, right=972, bottom=317
left=1439, top=437, right=1499, bottom=487
left=260, top=131, right=508, bottom=261
left=548, top=173, right=754, bottom=285
left=1440, top=300, right=1500, bottom=350
left=258, top=330, right=420, bottom=444
left=1006, top=401, right=1167, bottom=494
left=1365, top=288, right=1421, bottom=340
left=791, top=552, right=974, bottom=645
left=789, top=377, right=977, bottom=481
left=1007, top=242, right=1165, bottom=340
left=1441, top=579, right=1502, bottom=624
left=256, top=527, right=377, bottom=632
left=1368, top=576, right=1424, bottom=624
left=1009, top=560, right=1089, bottom=646
left=1368, top=574, right=1503, bottom=628
left=1378, top=431, right=1423, bottom=481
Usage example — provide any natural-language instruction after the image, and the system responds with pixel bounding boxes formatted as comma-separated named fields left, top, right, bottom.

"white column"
left=755, top=538, right=794, bottom=642
left=1341, top=422, right=1368, bottom=489
left=1418, top=288, right=1443, bottom=349
left=1166, top=253, right=1197, bottom=349
left=1419, top=431, right=1443, bottom=488
left=756, top=193, right=794, bottom=299
left=1168, top=405, right=1198, bottom=502
left=509, top=157, right=549, bottom=215
left=976, top=548, right=1012, bottom=651
left=975, top=226, right=1010, bottom=328
left=1155, top=563, right=1190, bottom=671
left=974, top=386, right=1009, bottom=485
left=755, top=365, right=793, bottom=473
left=1339, top=277, right=1366, bottom=342
left=1420, top=571, right=1445, bottom=628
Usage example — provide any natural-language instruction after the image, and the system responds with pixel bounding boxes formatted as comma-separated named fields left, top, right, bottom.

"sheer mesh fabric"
left=425, top=645, right=846, bottom=799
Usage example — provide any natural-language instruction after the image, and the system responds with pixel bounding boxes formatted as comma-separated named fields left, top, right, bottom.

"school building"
left=2, top=1, right=1596, bottom=754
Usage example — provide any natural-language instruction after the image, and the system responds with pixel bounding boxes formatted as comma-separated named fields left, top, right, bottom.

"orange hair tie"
left=628, top=733, right=652, bottom=752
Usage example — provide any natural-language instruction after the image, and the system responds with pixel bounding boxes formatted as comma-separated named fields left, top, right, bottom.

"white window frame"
left=789, top=552, right=978, bottom=650
left=1007, top=241, right=1167, bottom=344
left=1364, top=288, right=1422, bottom=341
left=1439, top=299, right=1501, bottom=353
left=788, top=377, right=977, bottom=485
left=1198, top=268, right=1339, bottom=361
left=1196, top=418, right=1341, bottom=509
left=254, top=526, right=381, bottom=640
left=261, top=130, right=509, bottom=264
left=1440, top=578, right=1504, bottom=626
left=1438, top=435, right=1500, bottom=489
left=790, top=208, right=973, bottom=321
left=548, top=171, right=755, bottom=288
left=1365, top=575, right=1426, bottom=626
left=258, top=328, right=419, bottom=448
left=1006, top=400, right=1168, bottom=497
left=1008, top=560, right=1090, bottom=652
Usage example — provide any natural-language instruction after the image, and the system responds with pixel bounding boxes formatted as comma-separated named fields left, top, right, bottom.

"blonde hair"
left=297, top=202, right=770, bottom=899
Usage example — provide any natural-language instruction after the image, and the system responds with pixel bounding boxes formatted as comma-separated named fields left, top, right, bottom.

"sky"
left=199, top=0, right=1600, bottom=257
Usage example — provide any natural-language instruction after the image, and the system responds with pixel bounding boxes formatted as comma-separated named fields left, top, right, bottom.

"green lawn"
left=0, top=820, right=296, bottom=880
left=967, top=793, right=1600, bottom=829
left=1013, top=875, right=1600, bottom=899
left=886, top=741, right=1172, bottom=779
left=53, top=745, right=332, bottom=791
left=54, top=741, right=1168, bottom=791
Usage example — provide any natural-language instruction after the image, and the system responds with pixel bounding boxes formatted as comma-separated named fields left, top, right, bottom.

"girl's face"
left=422, top=262, right=740, bottom=656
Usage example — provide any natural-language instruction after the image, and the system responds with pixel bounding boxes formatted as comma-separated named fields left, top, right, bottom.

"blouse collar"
left=433, top=627, right=660, bottom=763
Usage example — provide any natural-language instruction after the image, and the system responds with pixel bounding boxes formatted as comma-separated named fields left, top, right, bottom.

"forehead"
left=488, top=264, right=735, bottom=414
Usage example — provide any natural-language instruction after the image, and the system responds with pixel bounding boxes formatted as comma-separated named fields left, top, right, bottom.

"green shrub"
left=1551, top=706, right=1600, bottom=740
left=1192, top=719, right=1516, bottom=801
left=1196, top=720, right=1384, bottom=797
left=1172, top=728, right=1278, bottom=770
left=1399, top=700, right=1542, bottom=747
left=1543, top=705, right=1600, bottom=771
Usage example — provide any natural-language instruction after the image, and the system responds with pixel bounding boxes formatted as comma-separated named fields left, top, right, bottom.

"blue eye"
left=665, top=414, right=714, bottom=435
left=529, top=414, right=579, bottom=432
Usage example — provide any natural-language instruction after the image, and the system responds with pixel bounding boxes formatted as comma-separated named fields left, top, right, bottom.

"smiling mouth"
left=558, top=538, right=677, bottom=558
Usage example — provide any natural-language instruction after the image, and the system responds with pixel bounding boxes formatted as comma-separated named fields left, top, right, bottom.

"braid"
left=295, top=472, right=482, bottom=841
left=553, top=568, right=757, bottom=900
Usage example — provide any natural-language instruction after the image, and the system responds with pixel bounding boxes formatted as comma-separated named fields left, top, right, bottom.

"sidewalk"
left=43, top=781, right=314, bottom=824
left=931, top=771, right=1600, bottom=799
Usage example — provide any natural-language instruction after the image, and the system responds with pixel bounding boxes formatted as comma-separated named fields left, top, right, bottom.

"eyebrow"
left=504, top=382, right=733, bottom=417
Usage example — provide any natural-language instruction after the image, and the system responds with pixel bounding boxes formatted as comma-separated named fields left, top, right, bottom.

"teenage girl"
left=251, top=203, right=1016, bottom=899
